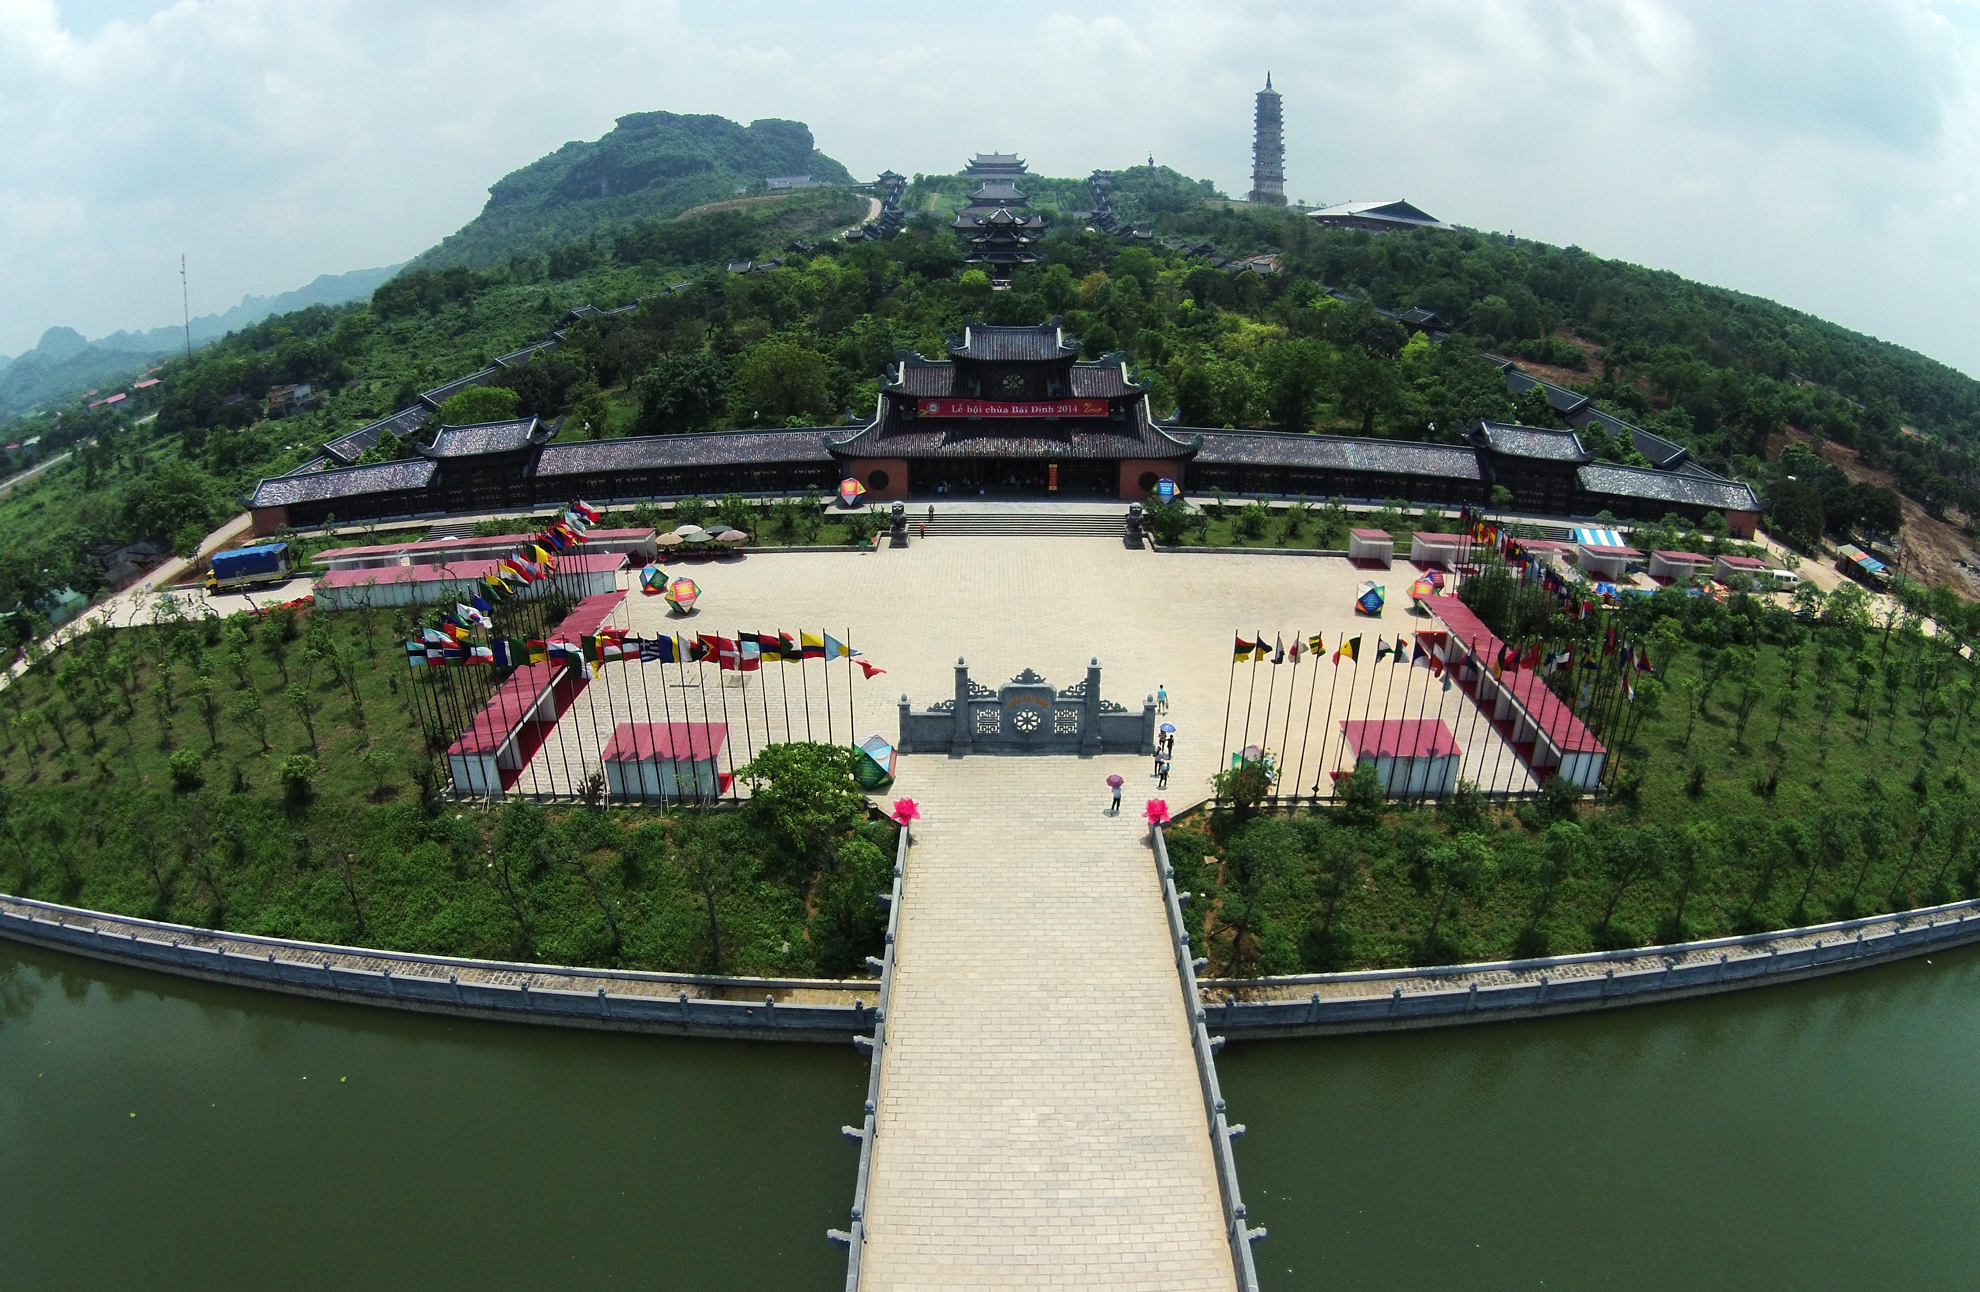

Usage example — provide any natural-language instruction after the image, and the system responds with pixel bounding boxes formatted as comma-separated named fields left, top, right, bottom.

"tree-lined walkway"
left=858, top=755, right=1231, bottom=1289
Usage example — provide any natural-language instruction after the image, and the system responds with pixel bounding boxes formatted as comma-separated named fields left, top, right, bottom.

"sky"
left=3, top=0, right=1979, bottom=375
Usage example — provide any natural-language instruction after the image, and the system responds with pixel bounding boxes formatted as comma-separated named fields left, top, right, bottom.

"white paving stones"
left=857, top=755, right=1232, bottom=1289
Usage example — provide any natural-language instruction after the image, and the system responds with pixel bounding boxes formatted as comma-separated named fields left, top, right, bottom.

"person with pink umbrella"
left=1106, top=773, right=1124, bottom=814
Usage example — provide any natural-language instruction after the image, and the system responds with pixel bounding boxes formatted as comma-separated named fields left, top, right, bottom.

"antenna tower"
left=181, top=255, right=192, bottom=359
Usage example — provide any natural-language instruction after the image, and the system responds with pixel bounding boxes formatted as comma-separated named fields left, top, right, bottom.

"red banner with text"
left=916, top=398, right=1109, bottom=418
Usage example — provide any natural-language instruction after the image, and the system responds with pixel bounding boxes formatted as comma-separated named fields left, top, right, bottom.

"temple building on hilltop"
left=1248, top=74, right=1286, bottom=206
left=962, top=152, right=1028, bottom=182
left=953, top=157, right=1048, bottom=280
left=829, top=321, right=1195, bottom=499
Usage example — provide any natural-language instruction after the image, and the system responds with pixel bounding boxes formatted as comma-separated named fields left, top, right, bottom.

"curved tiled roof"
left=1474, top=421, right=1591, bottom=462
left=946, top=324, right=1079, bottom=362
left=422, top=418, right=545, bottom=458
left=418, top=366, right=502, bottom=411
left=1578, top=462, right=1761, bottom=511
left=1070, top=366, right=1134, bottom=397
left=1192, top=430, right=1483, bottom=480
left=534, top=430, right=834, bottom=476
left=248, top=458, right=437, bottom=509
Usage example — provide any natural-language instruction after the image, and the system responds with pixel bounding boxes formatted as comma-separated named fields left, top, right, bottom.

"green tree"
left=737, top=339, right=829, bottom=423
left=1259, top=338, right=1330, bottom=431
left=735, top=742, right=866, bottom=869
left=635, top=352, right=729, bottom=433
left=438, top=385, right=522, bottom=425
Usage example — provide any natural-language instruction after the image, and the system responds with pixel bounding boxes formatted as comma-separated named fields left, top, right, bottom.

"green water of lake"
left=0, top=942, right=863, bottom=1291
left=1220, top=942, right=1980, bottom=1291
left=8, top=938, right=1980, bottom=1290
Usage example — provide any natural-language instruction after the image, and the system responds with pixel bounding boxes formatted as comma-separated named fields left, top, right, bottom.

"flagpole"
left=1258, top=640, right=1281, bottom=797
left=1278, top=640, right=1303, bottom=806
left=1291, top=638, right=1322, bottom=806
left=1408, top=634, right=1441, bottom=807
left=1238, top=638, right=1262, bottom=766
left=798, top=633, right=815, bottom=743
left=1457, top=633, right=1492, bottom=803
left=1219, top=634, right=1239, bottom=787
left=761, top=636, right=777, bottom=751
left=1341, top=635, right=1379, bottom=786
left=714, top=636, right=740, bottom=800
left=1479, top=637, right=1510, bottom=801
left=776, top=637, right=794, bottom=748
left=820, top=631, right=834, bottom=747
left=732, top=628, right=754, bottom=768
left=845, top=627, right=856, bottom=747
left=1309, top=647, right=1343, bottom=799
left=683, top=640, right=707, bottom=805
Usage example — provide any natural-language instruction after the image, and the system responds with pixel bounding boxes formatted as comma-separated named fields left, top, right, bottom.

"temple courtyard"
left=513, top=533, right=1541, bottom=806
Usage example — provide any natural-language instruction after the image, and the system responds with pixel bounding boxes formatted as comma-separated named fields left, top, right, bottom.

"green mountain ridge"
left=409, top=111, right=856, bottom=272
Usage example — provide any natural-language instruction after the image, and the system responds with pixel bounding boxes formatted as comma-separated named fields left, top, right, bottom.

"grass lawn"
left=0, top=604, right=892, bottom=976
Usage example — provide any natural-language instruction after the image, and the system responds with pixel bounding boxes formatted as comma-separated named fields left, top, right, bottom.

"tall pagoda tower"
left=1248, top=73, right=1286, bottom=206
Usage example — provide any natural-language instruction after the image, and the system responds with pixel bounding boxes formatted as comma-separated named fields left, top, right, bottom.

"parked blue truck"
left=204, top=542, right=291, bottom=592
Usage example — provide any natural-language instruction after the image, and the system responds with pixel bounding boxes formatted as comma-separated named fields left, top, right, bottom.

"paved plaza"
left=518, top=536, right=1539, bottom=805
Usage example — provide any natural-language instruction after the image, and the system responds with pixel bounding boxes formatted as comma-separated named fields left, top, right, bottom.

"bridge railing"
left=830, top=820, right=910, bottom=1286
left=1154, top=824, right=1264, bottom=1292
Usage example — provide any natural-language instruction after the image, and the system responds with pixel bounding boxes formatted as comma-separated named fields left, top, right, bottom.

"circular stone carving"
left=1013, top=708, right=1043, bottom=733
left=1139, top=471, right=1160, bottom=491
left=866, top=469, right=890, bottom=492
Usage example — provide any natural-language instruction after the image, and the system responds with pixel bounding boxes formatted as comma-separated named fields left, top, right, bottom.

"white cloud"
left=0, top=0, right=1977, bottom=383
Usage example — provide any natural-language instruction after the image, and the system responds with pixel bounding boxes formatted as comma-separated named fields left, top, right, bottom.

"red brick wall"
left=842, top=458, right=909, bottom=501
left=1117, top=458, right=1180, bottom=501
left=250, top=506, right=287, bottom=536
left=1724, top=509, right=1757, bottom=539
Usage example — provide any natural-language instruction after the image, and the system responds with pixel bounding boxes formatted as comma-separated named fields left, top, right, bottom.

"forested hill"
left=10, top=151, right=1980, bottom=637
left=408, top=112, right=856, bottom=272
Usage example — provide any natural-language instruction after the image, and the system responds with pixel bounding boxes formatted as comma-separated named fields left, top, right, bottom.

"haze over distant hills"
left=408, top=111, right=855, bottom=271
left=0, top=264, right=400, bottom=420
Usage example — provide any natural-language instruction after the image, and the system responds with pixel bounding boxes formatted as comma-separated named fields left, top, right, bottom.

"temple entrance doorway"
left=913, top=458, right=1117, bottom=499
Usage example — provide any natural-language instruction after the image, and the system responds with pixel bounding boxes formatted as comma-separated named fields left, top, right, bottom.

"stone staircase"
left=909, top=509, right=1127, bottom=539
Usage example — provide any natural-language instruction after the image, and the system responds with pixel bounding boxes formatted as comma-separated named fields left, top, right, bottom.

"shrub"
left=167, top=749, right=204, bottom=792
left=674, top=496, right=710, bottom=527
left=280, top=754, right=318, bottom=806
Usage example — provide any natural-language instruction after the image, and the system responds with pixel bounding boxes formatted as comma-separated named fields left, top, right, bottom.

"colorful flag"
left=1307, top=632, right=1324, bottom=656
left=757, top=632, right=784, bottom=663
left=405, top=641, right=431, bottom=668
left=824, top=633, right=858, bottom=659
left=738, top=637, right=762, bottom=671
left=1411, top=641, right=1432, bottom=669
left=1272, top=634, right=1285, bottom=665
left=1392, top=634, right=1410, bottom=664
left=1374, top=637, right=1392, bottom=664
left=775, top=631, right=799, bottom=661
left=857, top=660, right=887, bottom=679
left=467, top=644, right=494, bottom=665
left=457, top=603, right=492, bottom=629
left=1234, top=634, right=1256, bottom=662
left=1289, top=635, right=1304, bottom=664
left=639, top=635, right=682, bottom=664
left=1335, top=635, right=1360, bottom=664
left=572, top=499, right=603, bottom=524
left=1253, top=634, right=1270, bottom=662
left=1547, top=648, right=1573, bottom=674
left=801, top=631, right=827, bottom=660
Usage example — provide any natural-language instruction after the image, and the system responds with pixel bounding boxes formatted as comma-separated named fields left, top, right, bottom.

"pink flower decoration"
left=1144, top=799, right=1171, bottom=825
left=890, top=798, right=921, bottom=825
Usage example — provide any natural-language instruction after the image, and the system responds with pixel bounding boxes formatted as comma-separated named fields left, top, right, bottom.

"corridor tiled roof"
left=247, top=459, right=437, bottom=508
left=1191, top=430, right=1483, bottom=479
left=1578, top=462, right=1761, bottom=510
left=534, top=430, right=834, bottom=476
left=322, top=406, right=431, bottom=465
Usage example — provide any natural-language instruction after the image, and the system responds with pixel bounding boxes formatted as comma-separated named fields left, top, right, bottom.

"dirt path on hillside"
left=1778, top=429, right=1980, bottom=598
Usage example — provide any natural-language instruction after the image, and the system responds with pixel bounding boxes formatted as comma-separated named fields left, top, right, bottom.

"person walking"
left=1110, top=782, right=1122, bottom=814
left=1156, top=684, right=1168, bottom=715
left=1158, top=758, right=1171, bottom=790
left=927, top=504, right=935, bottom=526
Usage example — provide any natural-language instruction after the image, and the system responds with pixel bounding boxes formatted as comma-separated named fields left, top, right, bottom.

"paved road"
left=857, top=756, right=1232, bottom=1289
